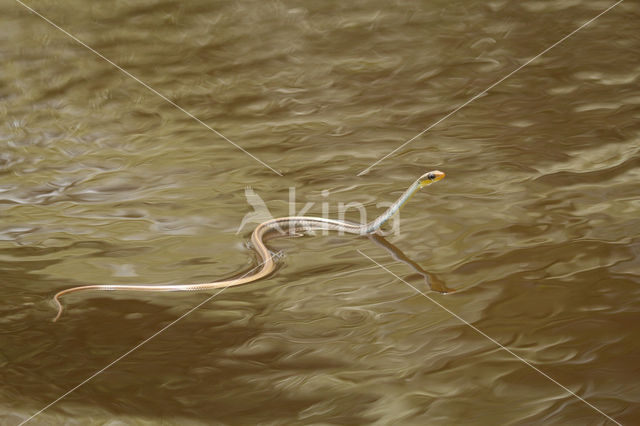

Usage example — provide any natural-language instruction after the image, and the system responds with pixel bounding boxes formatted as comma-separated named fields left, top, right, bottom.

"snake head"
left=418, top=170, right=445, bottom=188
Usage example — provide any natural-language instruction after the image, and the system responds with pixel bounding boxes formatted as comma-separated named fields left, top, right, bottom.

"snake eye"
left=427, top=173, right=436, bottom=180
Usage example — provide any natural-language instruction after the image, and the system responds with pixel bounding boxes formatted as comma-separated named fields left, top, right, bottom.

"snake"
left=53, top=170, right=445, bottom=321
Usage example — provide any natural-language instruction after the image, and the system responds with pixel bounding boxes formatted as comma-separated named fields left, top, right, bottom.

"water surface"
left=1, top=0, right=639, bottom=424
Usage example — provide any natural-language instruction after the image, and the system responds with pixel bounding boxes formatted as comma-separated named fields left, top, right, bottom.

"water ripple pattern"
left=1, top=0, right=638, bottom=425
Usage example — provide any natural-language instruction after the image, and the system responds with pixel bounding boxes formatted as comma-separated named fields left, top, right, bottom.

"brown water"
left=2, top=0, right=639, bottom=424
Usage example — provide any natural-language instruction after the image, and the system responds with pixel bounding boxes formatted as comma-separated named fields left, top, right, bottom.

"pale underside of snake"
left=53, top=170, right=445, bottom=321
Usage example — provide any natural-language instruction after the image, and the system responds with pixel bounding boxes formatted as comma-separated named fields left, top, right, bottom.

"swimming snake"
left=53, top=170, right=445, bottom=321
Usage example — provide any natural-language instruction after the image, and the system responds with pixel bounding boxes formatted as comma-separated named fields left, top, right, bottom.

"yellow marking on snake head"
left=418, top=170, right=445, bottom=188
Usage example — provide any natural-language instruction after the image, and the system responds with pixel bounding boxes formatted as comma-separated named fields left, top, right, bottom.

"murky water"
left=2, top=0, right=639, bottom=424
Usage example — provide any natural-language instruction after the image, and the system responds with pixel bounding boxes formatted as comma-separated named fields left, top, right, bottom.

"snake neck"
left=362, top=179, right=421, bottom=234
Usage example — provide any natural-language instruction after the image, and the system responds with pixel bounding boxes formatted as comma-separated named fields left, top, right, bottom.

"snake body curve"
left=53, top=170, right=445, bottom=321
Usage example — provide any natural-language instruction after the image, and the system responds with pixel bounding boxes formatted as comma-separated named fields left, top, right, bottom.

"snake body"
left=53, top=170, right=445, bottom=321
